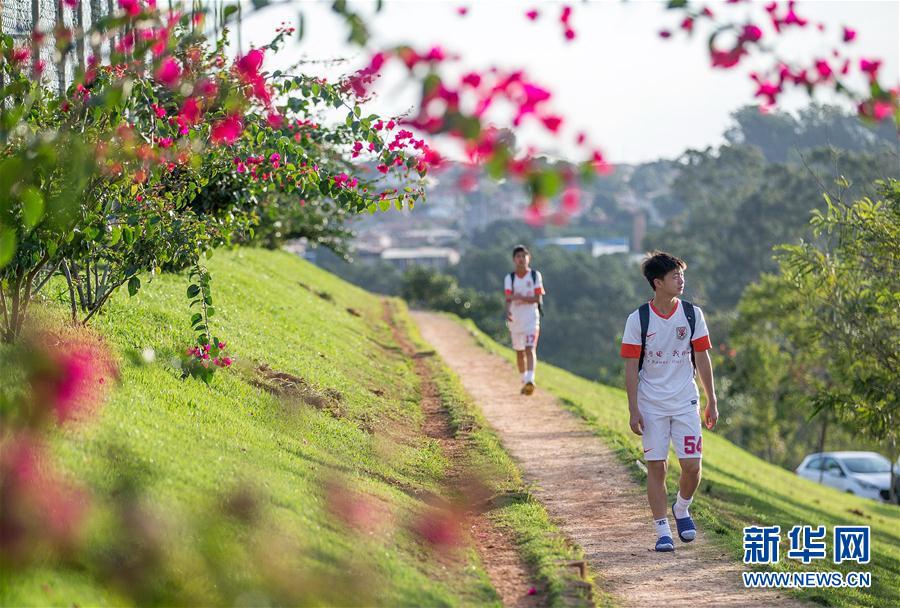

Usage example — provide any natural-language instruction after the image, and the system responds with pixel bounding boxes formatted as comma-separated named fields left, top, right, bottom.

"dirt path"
left=384, top=304, right=546, bottom=608
left=412, top=312, right=805, bottom=608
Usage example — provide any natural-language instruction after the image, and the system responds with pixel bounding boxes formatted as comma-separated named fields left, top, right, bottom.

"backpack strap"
left=638, top=303, right=650, bottom=371
left=682, top=300, right=697, bottom=370
left=531, top=269, right=544, bottom=318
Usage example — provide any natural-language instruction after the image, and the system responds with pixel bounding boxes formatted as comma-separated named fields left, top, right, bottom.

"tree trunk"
left=817, top=413, right=828, bottom=484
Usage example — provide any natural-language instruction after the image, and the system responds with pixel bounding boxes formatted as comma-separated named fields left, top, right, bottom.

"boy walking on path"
left=504, top=245, right=545, bottom=396
left=620, top=252, right=719, bottom=552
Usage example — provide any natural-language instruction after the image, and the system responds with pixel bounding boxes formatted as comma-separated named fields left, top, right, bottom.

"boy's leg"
left=523, top=329, right=538, bottom=383
left=678, top=457, right=702, bottom=501
left=515, top=349, right=526, bottom=374
left=642, top=411, right=675, bottom=551
left=671, top=409, right=703, bottom=541
left=646, top=459, right=669, bottom=520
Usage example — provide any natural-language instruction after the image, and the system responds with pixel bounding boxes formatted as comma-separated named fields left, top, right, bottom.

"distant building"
left=380, top=247, right=461, bottom=270
left=535, top=237, right=587, bottom=252
left=592, top=238, right=630, bottom=256
left=535, top=236, right=631, bottom=257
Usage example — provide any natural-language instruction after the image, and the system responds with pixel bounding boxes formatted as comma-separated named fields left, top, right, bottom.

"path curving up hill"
left=412, top=311, right=806, bottom=608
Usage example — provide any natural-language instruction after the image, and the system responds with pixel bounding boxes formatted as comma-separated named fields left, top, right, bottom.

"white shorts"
left=641, top=407, right=703, bottom=461
left=510, top=328, right=539, bottom=351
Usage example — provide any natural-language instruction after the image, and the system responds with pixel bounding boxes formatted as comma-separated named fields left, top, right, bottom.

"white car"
left=795, top=451, right=895, bottom=503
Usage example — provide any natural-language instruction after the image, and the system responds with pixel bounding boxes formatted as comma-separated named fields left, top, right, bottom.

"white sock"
left=525, top=370, right=535, bottom=383
left=521, top=372, right=528, bottom=383
left=654, top=517, right=672, bottom=539
left=673, top=492, right=693, bottom=519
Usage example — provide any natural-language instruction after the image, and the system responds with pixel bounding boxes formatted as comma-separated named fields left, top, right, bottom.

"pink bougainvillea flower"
left=541, top=115, right=562, bottom=132
left=740, top=24, right=763, bottom=42
left=155, top=57, right=181, bottom=88
left=11, top=47, right=30, bottom=65
left=591, top=150, right=612, bottom=175
left=752, top=74, right=782, bottom=106
left=842, top=26, right=857, bottom=43
left=236, top=48, right=264, bottom=80
left=196, top=77, right=218, bottom=98
left=411, top=507, right=463, bottom=548
left=564, top=28, right=576, bottom=40
left=210, top=114, right=243, bottom=145
left=179, top=97, right=201, bottom=125
left=461, top=72, right=482, bottom=88
left=525, top=9, right=539, bottom=21
left=0, top=435, right=90, bottom=562
left=63, top=0, right=79, bottom=8
left=561, top=187, right=581, bottom=213
left=28, top=332, right=118, bottom=425
left=524, top=202, right=547, bottom=227
left=658, top=30, right=672, bottom=39
left=859, top=99, right=894, bottom=121
left=266, top=111, right=283, bottom=128
left=456, top=6, right=468, bottom=16
left=681, top=17, right=694, bottom=33
left=814, top=59, right=833, bottom=79
left=710, top=45, right=747, bottom=68
left=860, top=58, right=881, bottom=80
left=118, top=0, right=141, bottom=17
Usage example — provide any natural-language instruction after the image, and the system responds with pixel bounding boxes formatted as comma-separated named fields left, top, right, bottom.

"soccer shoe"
left=672, top=503, right=697, bottom=542
left=655, top=535, right=675, bottom=552
left=523, top=381, right=535, bottom=396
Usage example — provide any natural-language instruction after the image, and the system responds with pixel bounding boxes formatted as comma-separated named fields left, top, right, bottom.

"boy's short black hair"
left=642, top=251, right=686, bottom=290
left=512, top=245, right=530, bottom=258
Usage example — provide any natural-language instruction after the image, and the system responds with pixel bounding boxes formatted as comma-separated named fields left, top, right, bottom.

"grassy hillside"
left=3, top=249, right=506, bottom=607
left=459, top=318, right=899, bottom=608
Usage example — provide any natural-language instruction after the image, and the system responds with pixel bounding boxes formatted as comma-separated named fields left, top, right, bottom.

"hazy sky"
left=236, top=1, right=899, bottom=164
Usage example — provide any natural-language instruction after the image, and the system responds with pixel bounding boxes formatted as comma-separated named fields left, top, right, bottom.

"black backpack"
left=509, top=269, right=544, bottom=317
left=638, top=300, right=696, bottom=371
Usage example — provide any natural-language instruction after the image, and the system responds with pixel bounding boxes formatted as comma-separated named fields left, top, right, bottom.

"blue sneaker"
left=655, top=535, right=675, bottom=552
left=672, top=503, right=696, bottom=543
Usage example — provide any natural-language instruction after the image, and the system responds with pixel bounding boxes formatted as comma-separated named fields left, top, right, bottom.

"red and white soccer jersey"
left=619, top=299, right=712, bottom=416
left=504, top=270, right=544, bottom=333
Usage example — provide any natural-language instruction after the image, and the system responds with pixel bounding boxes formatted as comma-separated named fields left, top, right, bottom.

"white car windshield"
left=842, top=456, right=891, bottom=474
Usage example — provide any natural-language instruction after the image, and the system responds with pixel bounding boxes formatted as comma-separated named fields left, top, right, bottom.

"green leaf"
left=128, top=276, right=141, bottom=297
left=187, top=284, right=201, bottom=298
left=190, top=312, right=203, bottom=326
left=206, top=307, right=215, bottom=317
left=0, top=228, right=15, bottom=268
left=21, top=187, right=44, bottom=229
left=537, top=171, right=563, bottom=198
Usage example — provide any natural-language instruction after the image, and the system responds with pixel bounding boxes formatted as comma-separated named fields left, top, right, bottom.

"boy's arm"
left=695, top=350, right=719, bottom=429
left=625, top=358, right=643, bottom=435
left=513, top=295, right=541, bottom=304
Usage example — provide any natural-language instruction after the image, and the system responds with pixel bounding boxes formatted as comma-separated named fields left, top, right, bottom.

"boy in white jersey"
left=504, top=245, right=545, bottom=396
left=620, top=251, right=718, bottom=552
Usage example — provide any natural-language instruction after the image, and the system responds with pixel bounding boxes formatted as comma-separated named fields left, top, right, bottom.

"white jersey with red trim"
left=620, top=299, right=712, bottom=415
left=504, top=270, right=544, bottom=332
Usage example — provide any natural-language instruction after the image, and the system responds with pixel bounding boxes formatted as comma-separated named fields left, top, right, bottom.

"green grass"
left=393, top=309, right=609, bottom=608
left=456, top=316, right=900, bottom=608
left=1, top=249, right=504, bottom=607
